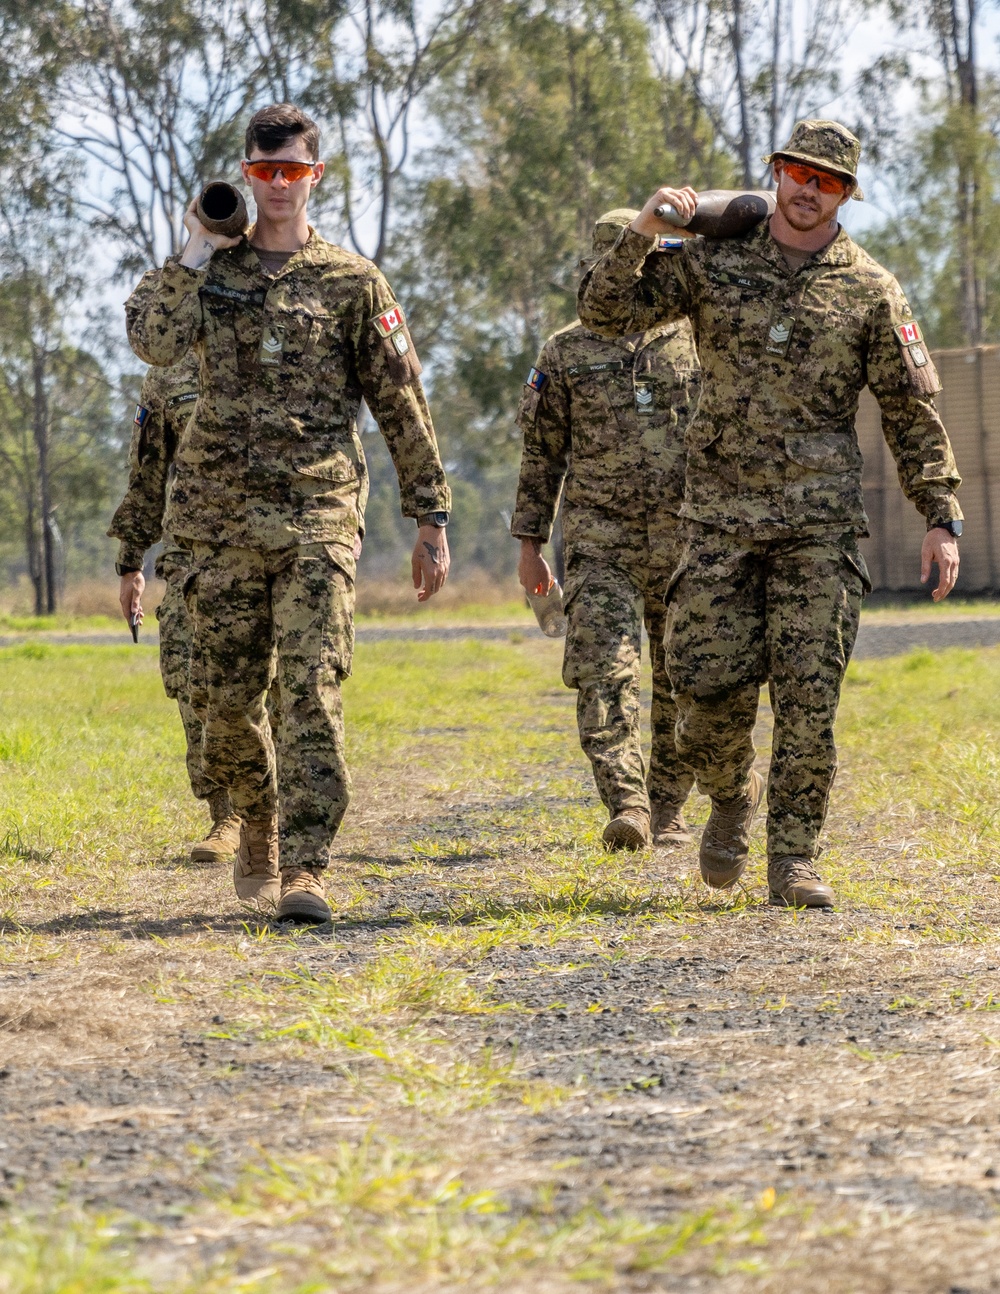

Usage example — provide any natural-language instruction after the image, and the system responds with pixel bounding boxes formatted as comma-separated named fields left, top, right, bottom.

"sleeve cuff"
left=157, top=258, right=208, bottom=306
left=919, top=494, right=963, bottom=527
left=116, top=543, right=147, bottom=572
left=510, top=510, right=552, bottom=542
left=614, top=225, right=658, bottom=264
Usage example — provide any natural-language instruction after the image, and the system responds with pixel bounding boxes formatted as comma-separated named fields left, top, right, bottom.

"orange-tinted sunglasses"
left=780, top=160, right=850, bottom=195
left=244, top=159, right=317, bottom=183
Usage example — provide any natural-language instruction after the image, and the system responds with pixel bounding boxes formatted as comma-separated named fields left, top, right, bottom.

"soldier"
left=578, top=120, right=962, bottom=909
left=110, top=353, right=242, bottom=864
left=123, top=102, right=451, bottom=925
left=512, top=210, right=699, bottom=852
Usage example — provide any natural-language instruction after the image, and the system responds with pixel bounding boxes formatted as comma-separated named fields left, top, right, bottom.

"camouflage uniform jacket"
left=577, top=222, right=962, bottom=538
left=510, top=319, right=699, bottom=574
left=108, top=353, right=200, bottom=573
left=125, top=228, right=449, bottom=573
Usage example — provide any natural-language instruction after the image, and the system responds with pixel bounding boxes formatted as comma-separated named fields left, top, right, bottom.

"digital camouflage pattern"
left=578, top=221, right=962, bottom=537
left=125, top=229, right=446, bottom=870
left=578, top=215, right=961, bottom=861
left=511, top=314, right=700, bottom=818
left=108, top=355, right=225, bottom=805
left=562, top=555, right=695, bottom=818
left=186, top=541, right=354, bottom=871
left=108, top=351, right=200, bottom=572
left=665, top=524, right=868, bottom=860
left=125, top=227, right=450, bottom=572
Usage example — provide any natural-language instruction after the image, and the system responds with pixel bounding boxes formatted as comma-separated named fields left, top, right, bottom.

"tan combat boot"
left=768, top=857, right=835, bottom=909
left=650, top=802, right=694, bottom=847
left=233, top=817, right=280, bottom=909
left=276, top=866, right=332, bottom=924
left=699, top=769, right=764, bottom=888
left=190, top=790, right=242, bottom=864
left=602, top=809, right=650, bottom=852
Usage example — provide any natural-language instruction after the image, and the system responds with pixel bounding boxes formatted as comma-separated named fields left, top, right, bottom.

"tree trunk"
left=31, top=344, right=55, bottom=614
left=729, top=0, right=754, bottom=185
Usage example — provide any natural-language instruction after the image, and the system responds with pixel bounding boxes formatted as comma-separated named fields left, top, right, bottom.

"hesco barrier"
left=857, top=344, right=1000, bottom=591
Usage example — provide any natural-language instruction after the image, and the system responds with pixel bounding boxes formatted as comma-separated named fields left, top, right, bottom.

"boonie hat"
left=763, top=119, right=864, bottom=200
left=592, top=208, right=640, bottom=256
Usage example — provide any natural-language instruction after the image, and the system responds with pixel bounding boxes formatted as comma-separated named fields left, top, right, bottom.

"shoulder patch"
left=894, top=319, right=939, bottom=395
left=373, top=304, right=405, bottom=338
left=526, top=367, right=547, bottom=392
left=134, top=405, right=150, bottom=430
left=894, top=320, right=923, bottom=348
left=655, top=236, right=685, bottom=253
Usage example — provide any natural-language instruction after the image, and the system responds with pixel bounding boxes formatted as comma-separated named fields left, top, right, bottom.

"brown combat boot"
left=699, top=769, right=764, bottom=888
left=602, top=809, right=650, bottom=852
left=650, top=802, right=694, bottom=847
left=233, top=816, right=280, bottom=909
left=276, top=866, right=332, bottom=924
left=190, top=790, right=241, bottom=864
left=768, top=856, right=835, bottom=909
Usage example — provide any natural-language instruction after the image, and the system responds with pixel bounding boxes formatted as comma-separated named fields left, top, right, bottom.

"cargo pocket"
left=784, top=431, right=862, bottom=475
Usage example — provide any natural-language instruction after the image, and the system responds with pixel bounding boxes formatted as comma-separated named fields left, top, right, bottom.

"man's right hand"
left=119, top=571, right=145, bottom=627
left=179, top=198, right=242, bottom=269
left=518, top=539, right=554, bottom=595
left=630, top=186, right=699, bottom=238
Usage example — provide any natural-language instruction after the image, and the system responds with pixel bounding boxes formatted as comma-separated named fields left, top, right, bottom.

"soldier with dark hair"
left=513, top=210, right=699, bottom=853
left=123, top=103, right=451, bottom=924
left=579, top=120, right=963, bottom=909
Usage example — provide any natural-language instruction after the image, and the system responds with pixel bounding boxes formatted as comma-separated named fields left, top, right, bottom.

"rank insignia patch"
left=393, top=331, right=410, bottom=356
left=766, top=316, right=794, bottom=356
left=259, top=325, right=285, bottom=366
left=634, top=382, right=654, bottom=414
left=895, top=321, right=923, bottom=347
left=374, top=305, right=405, bottom=338
left=526, top=367, right=547, bottom=392
left=134, top=405, right=150, bottom=429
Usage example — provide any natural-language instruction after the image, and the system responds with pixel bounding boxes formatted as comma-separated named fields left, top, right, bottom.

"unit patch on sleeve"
left=894, top=320, right=928, bottom=365
left=655, top=236, right=685, bottom=253
left=526, top=367, right=548, bottom=392
left=373, top=305, right=405, bottom=338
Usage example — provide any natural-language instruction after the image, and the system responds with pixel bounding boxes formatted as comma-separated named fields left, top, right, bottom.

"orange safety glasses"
left=244, top=159, right=317, bottom=183
left=780, top=160, right=850, bottom=195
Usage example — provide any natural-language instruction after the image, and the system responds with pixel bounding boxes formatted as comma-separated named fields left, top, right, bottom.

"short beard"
left=776, top=190, right=836, bottom=232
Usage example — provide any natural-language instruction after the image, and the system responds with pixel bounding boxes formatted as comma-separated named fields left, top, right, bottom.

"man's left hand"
left=412, top=525, right=450, bottom=602
left=920, top=528, right=960, bottom=601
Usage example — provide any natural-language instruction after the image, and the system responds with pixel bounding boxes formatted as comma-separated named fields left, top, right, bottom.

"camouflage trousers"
left=664, top=525, right=869, bottom=860
left=186, top=542, right=355, bottom=871
left=155, top=547, right=222, bottom=803
left=562, top=554, right=695, bottom=819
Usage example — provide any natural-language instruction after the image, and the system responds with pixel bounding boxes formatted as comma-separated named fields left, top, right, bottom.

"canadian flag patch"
left=373, top=305, right=405, bottom=338
left=895, top=321, right=923, bottom=346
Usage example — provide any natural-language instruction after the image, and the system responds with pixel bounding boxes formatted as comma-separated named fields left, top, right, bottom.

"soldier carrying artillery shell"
left=579, top=120, right=963, bottom=909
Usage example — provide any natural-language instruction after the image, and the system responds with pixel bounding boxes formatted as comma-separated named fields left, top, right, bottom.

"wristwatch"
left=929, top=519, right=963, bottom=537
left=115, top=562, right=142, bottom=576
left=417, top=511, right=449, bottom=528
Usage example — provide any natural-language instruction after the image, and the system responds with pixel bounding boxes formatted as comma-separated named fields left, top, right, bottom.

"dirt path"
left=3, top=641, right=1000, bottom=1289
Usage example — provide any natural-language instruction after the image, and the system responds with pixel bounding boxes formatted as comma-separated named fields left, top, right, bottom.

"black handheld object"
left=653, top=189, right=776, bottom=239
left=195, top=181, right=249, bottom=238
left=130, top=613, right=140, bottom=644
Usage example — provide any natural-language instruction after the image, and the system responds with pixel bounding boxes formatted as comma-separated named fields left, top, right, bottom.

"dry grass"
left=3, top=639, right=1000, bottom=1290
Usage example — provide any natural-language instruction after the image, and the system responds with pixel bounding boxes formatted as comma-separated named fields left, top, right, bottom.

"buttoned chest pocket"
left=566, top=372, right=620, bottom=455
left=793, top=302, right=867, bottom=401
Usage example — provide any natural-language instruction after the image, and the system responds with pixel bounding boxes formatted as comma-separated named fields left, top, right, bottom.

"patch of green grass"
left=0, top=613, right=122, bottom=634
left=0, top=1144, right=798, bottom=1292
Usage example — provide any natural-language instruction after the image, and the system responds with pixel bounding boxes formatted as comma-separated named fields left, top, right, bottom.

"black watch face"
left=951, top=520, right=963, bottom=537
